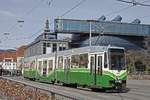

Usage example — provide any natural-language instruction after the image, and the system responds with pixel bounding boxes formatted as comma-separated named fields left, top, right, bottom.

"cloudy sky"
left=0, top=0, right=150, bottom=49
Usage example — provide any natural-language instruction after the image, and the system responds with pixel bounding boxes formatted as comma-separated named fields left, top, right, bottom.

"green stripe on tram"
left=103, top=71, right=116, bottom=79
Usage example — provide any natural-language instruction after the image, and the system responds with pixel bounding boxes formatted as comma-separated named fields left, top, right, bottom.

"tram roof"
left=23, top=45, right=124, bottom=61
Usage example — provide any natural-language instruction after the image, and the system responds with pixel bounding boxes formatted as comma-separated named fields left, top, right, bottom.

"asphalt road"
left=1, top=76, right=150, bottom=100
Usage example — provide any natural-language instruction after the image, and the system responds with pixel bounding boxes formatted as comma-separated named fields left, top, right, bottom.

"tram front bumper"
left=109, top=80, right=126, bottom=89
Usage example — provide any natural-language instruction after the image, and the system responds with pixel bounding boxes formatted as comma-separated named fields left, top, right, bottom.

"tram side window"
left=79, top=53, right=88, bottom=68
left=43, top=60, right=47, bottom=76
left=24, top=62, right=29, bottom=69
left=27, top=62, right=29, bottom=69
left=29, top=62, right=32, bottom=69
left=90, top=56, right=94, bottom=73
left=58, top=57, right=63, bottom=68
left=38, top=61, right=42, bottom=72
left=21, top=63, right=24, bottom=68
left=48, top=60, right=53, bottom=72
left=98, top=56, right=102, bottom=67
left=31, top=61, right=35, bottom=68
left=71, top=55, right=80, bottom=68
left=67, top=57, right=71, bottom=68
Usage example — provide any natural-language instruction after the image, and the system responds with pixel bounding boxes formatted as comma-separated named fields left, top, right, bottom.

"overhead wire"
left=21, top=0, right=150, bottom=49
left=60, top=0, right=87, bottom=17
left=24, top=0, right=45, bottom=16
left=105, top=5, right=134, bottom=16
left=104, top=0, right=150, bottom=16
left=27, top=0, right=87, bottom=39
left=94, top=0, right=150, bottom=46
left=135, top=0, right=150, bottom=20
left=27, top=0, right=87, bottom=40
left=5, top=0, right=45, bottom=33
left=0, top=0, right=47, bottom=49
left=3, top=0, right=150, bottom=48
left=4, top=0, right=87, bottom=42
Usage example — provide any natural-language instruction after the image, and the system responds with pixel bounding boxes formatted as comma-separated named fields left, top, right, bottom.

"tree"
left=144, top=36, right=150, bottom=70
left=126, top=49, right=146, bottom=73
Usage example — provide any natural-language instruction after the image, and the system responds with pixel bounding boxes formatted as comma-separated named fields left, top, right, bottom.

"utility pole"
left=89, top=21, right=92, bottom=46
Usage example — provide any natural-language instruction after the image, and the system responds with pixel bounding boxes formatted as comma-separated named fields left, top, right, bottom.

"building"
left=54, top=17, right=150, bottom=49
left=0, top=45, right=26, bottom=71
left=16, top=45, right=27, bottom=70
left=16, top=45, right=27, bottom=57
left=25, top=19, right=69, bottom=57
left=0, top=49, right=17, bottom=71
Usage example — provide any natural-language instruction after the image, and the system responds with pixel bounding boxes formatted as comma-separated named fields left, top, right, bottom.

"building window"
left=43, top=42, right=47, bottom=54
left=53, top=43, right=57, bottom=52
left=48, top=34, right=56, bottom=39
left=44, top=33, right=47, bottom=39
left=59, top=44, right=66, bottom=51
left=62, top=47, right=66, bottom=50
left=43, top=47, right=46, bottom=54
left=43, top=43, right=47, bottom=46
left=47, top=43, right=50, bottom=47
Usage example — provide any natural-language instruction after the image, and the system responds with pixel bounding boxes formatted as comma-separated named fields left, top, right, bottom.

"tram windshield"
left=109, top=49, right=125, bottom=70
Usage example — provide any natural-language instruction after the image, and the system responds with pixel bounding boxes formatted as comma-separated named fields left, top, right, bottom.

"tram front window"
left=109, top=49, right=125, bottom=70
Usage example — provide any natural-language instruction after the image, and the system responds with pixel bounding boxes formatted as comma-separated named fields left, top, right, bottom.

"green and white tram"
left=23, top=46, right=127, bottom=89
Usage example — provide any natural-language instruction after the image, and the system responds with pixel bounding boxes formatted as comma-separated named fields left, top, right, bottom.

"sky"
left=0, top=0, right=150, bottom=49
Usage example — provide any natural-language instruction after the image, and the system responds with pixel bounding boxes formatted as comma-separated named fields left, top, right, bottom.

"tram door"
left=64, top=56, right=71, bottom=82
left=90, top=54, right=103, bottom=85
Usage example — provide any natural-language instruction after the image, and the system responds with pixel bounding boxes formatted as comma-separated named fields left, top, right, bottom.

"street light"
left=89, top=21, right=92, bottom=46
left=4, top=33, right=10, bottom=35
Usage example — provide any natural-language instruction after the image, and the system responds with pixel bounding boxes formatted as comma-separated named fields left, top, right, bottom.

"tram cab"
left=89, top=46, right=126, bottom=89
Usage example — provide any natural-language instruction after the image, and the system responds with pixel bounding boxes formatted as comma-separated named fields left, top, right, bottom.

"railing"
left=0, top=76, right=84, bottom=100
left=128, top=72, right=150, bottom=80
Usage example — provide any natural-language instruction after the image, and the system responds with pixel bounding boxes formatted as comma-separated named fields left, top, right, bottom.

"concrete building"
left=54, top=17, right=150, bottom=49
left=25, top=19, right=69, bottom=57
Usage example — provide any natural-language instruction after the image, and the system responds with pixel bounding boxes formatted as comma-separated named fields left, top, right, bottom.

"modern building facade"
left=25, top=19, right=69, bottom=57
left=54, top=17, right=150, bottom=49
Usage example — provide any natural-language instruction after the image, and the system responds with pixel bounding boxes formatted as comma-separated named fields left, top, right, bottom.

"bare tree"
left=144, top=36, right=150, bottom=73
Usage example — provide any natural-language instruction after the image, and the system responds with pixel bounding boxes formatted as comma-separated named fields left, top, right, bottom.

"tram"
left=23, top=46, right=127, bottom=89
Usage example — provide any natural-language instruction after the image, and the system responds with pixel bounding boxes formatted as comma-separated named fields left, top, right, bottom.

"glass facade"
left=55, top=19, right=150, bottom=36
left=80, top=36, right=140, bottom=49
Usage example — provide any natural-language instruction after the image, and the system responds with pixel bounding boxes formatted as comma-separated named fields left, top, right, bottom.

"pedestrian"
left=0, top=65, right=2, bottom=76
